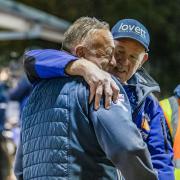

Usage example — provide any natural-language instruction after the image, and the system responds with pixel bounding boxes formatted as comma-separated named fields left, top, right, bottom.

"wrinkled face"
left=111, top=38, right=148, bottom=83
left=83, top=29, right=116, bottom=71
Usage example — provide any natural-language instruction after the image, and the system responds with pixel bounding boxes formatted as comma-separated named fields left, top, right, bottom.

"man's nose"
left=121, top=56, right=129, bottom=66
left=115, top=53, right=129, bottom=66
left=110, top=56, right=116, bottom=67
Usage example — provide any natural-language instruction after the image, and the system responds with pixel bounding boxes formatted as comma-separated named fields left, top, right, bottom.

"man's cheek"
left=104, top=58, right=111, bottom=65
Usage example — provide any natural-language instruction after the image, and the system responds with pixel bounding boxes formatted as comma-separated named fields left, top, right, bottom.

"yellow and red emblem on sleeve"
left=141, top=116, right=150, bottom=132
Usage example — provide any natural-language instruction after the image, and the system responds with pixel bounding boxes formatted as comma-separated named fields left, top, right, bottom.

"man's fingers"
left=87, top=70, right=119, bottom=109
left=104, top=81, right=112, bottom=109
left=94, top=84, right=103, bottom=110
left=89, top=83, right=96, bottom=103
left=111, top=80, right=120, bottom=103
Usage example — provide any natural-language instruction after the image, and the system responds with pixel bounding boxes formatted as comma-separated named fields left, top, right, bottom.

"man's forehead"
left=91, top=29, right=114, bottom=47
left=114, top=38, right=145, bottom=50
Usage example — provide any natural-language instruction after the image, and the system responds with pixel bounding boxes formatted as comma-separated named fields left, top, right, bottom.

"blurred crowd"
left=0, top=58, right=32, bottom=180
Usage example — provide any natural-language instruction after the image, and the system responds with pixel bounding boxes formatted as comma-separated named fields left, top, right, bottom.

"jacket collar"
left=127, top=67, right=160, bottom=106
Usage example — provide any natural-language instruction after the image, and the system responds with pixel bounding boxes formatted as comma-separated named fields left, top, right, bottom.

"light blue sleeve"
left=78, top=79, right=158, bottom=180
left=145, top=96, right=175, bottom=180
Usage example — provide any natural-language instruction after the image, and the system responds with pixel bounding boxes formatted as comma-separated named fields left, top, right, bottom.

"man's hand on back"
left=65, top=58, right=119, bottom=110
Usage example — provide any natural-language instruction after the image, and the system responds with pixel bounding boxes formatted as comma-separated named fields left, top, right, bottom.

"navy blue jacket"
left=14, top=76, right=158, bottom=180
left=21, top=49, right=174, bottom=179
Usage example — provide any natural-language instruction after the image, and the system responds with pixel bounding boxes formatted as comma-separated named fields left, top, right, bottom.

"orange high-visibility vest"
left=160, top=97, right=180, bottom=180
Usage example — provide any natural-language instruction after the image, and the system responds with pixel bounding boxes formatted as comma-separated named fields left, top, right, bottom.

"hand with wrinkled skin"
left=65, top=58, right=119, bottom=110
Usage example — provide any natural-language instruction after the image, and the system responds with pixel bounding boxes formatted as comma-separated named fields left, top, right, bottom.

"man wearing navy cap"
left=22, top=18, right=174, bottom=180
left=160, top=84, right=180, bottom=180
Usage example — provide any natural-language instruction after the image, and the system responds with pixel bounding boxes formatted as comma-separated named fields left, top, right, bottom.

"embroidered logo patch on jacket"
left=141, top=115, right=150, bottom=132
left=140, top=114, right=151, bottom=140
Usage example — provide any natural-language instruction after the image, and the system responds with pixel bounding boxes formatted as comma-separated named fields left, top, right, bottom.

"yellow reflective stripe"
left=175, top=168, right=180, bottom=180
left=160, top=99, right=173, bottom=136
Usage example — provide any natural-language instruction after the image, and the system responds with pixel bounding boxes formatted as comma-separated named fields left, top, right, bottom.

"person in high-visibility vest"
left=160, top=84, right=180, bottom=180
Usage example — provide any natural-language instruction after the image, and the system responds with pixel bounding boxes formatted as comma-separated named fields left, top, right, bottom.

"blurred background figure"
left=0, top=57, right=32, bottom=180
left=0, top=77, right=8, bottom=133
left=160, top=84, right=180, bottom=180
left=0, top=77, right=11, bottom=180
left=8, top=61, right=33, bottom=118
left=6, top=55, right=33, bottom=147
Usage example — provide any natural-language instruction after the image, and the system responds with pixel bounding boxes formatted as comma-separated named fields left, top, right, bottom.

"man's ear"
left=140, top=53, right=148, bottom=67
left=143, top=53, right=148, bottom=62
left=75, top=45, right=85, bottom=58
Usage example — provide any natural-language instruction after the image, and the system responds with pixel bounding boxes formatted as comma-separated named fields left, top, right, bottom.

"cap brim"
left=113, top=35, right=149, bottom=52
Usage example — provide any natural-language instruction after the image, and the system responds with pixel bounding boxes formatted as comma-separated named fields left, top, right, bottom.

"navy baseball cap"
left=174, top=84, right=180, bottom=98
left=111, top=19, right=150, bottom=51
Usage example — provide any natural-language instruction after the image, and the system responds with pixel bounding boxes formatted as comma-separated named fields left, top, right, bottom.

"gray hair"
left=62, top=17, right=110, bottom=51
